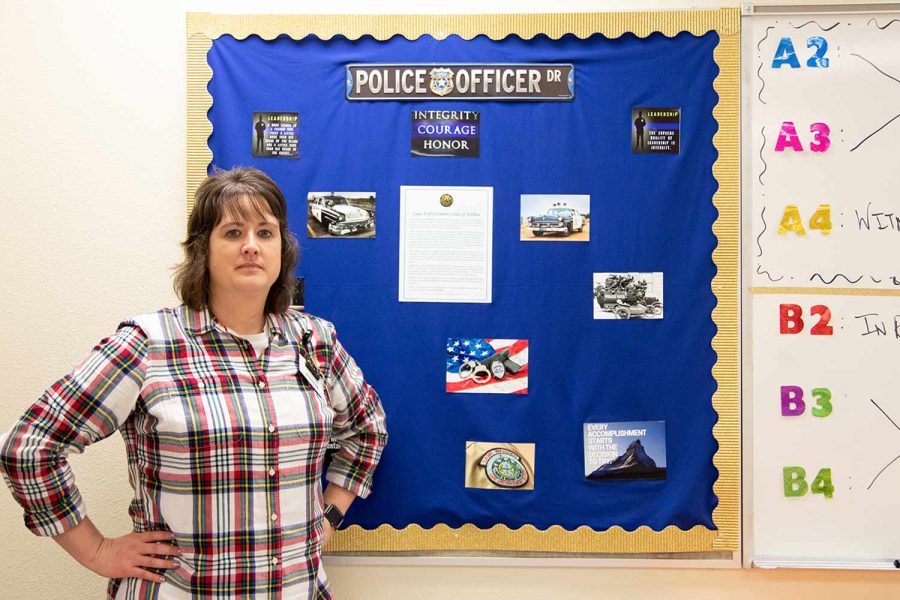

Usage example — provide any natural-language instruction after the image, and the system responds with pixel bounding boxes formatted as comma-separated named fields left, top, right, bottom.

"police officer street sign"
left=346, top=63, right=574, bottom=101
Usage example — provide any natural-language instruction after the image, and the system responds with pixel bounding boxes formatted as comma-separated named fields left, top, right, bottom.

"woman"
left=0, top=167, right=387, bottom=599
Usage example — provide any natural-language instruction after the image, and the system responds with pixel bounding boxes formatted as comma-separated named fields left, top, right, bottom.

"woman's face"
left=208, top=197, right=282, bottom=305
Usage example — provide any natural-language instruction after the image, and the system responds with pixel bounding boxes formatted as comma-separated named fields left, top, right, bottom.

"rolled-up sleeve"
left=0, top=324, right=147, bottom=536
left=322, top=323, right=387, bottom=499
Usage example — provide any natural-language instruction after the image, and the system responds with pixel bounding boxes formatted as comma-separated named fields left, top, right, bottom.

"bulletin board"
left=186, top=10, right=739, bottom=555
left=747, top=7, right=900, bottom=569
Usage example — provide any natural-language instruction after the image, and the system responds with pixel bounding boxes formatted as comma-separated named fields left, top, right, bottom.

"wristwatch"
left=323, top=504, right=344, bottom=529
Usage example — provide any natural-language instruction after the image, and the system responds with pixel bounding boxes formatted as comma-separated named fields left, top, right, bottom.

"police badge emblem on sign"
left=429, top=68, right=454, bottom=96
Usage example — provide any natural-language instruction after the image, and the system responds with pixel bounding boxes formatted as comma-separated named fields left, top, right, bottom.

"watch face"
left=325, top=505, right=343, bottom=527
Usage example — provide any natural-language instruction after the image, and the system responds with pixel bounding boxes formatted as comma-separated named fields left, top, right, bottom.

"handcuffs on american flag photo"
left=457, top=348, right=522, bottom=385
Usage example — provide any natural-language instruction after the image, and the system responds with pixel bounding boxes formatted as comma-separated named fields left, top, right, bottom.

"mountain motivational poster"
left=583, top=421, right=667, bottom=481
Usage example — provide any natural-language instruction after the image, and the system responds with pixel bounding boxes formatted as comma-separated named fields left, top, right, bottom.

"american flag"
left=446, top=338, right=529, bottom=394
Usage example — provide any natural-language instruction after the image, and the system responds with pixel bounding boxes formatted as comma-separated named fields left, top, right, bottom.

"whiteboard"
left=747, top=7, right=900, bottom=569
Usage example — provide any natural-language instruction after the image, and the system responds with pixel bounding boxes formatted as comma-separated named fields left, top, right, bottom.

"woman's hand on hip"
left=89, top=530, right=182, bottom=583
left=54, top=518, right=181, bottom=583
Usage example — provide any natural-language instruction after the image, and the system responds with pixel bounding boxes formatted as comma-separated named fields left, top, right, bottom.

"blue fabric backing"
left=207, top=31, right=720, bottom=532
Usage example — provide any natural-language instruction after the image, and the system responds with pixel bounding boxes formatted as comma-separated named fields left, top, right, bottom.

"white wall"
left=0, top=0, right=895, bottom=598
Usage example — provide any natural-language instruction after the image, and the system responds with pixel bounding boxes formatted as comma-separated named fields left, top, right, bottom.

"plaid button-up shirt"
left=0, top=305, right=387, bottom=599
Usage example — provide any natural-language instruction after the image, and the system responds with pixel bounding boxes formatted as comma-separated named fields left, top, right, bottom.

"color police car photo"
left=306, top=192, right=375, bottom=238
left=519, top=194, right=590, bottom=242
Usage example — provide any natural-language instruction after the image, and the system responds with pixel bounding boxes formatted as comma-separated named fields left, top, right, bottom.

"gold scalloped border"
left=709, top=22, right=740, bottom=552
left=328, top=524, right=718, bottom=553
left=186, top=10, right=739, bottom=41
left=186, top=9, right=740, bottom=554
left=186, top=32, right=213, bottom=220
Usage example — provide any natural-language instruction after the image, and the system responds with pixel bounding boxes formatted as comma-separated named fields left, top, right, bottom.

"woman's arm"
left=0, top=322, right=179, bottom=581
left=321, top=322, right=388, bottom=500
left=0, top=324, right=148, bottom=536
left=307, top=320, right=387, bottom=546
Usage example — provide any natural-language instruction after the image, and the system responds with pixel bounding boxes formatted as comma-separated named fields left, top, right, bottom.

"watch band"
left=323, top=504, right=344, bottom=529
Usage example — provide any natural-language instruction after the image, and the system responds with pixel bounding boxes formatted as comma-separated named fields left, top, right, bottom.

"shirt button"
left=258, top=381, right=266, bottom=389
left=271, top=513, right=278, bottom=522
left=197, top=381, right=205, bottom=389
left=271, top=557, right=279, bottom=566
left=268, top=468, right=276, bottom=476
left=268, top=424, right=276, bottom=433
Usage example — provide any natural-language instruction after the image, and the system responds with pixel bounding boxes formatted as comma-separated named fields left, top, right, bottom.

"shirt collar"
left=180, top=304, right=287, bottom=341
left=265, top=312, right=288, bottom=340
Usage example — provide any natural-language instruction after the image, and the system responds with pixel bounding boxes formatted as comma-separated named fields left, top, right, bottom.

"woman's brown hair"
left=174, top=167, right=299, bottom=314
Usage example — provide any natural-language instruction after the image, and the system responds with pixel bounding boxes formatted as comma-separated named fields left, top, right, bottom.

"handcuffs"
left=458, top=349, right=521, bottom=385
left=459, top=358, right=493, bottom=384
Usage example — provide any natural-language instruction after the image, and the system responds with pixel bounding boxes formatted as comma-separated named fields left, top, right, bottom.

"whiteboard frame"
left=740, top=7, right=755, bottom=572
left=742, top=1, right=900, bottom=571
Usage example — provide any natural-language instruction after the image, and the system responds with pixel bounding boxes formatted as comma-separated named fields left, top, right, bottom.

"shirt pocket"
left=269, top=367, right=334, bottom=463
left=149, top=377, right=248, bottom=453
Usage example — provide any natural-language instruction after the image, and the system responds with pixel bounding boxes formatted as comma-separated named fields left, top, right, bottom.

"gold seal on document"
left=440, top=194, right=453, bottom=207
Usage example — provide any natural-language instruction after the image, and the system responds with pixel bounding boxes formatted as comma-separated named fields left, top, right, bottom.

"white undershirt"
left=242, top=331, right=269, bottom=357
left=225, top=324, right=270, bottom=358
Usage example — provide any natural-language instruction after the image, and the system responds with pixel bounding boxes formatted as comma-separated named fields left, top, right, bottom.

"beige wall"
left=0, top=0, right=894, bottom=597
